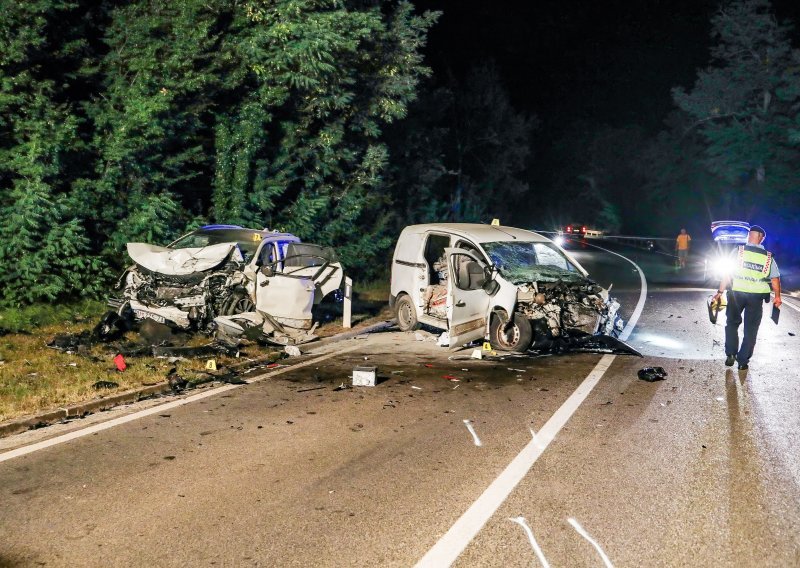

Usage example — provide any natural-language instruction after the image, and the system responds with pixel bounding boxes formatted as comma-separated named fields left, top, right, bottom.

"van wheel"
left=395, top=294, right=421, bottom=331
left=490, top=313, right=533, bottom=352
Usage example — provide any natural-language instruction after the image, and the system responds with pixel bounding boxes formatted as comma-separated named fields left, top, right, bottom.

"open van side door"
left=445, top=247, right=492, bottom=348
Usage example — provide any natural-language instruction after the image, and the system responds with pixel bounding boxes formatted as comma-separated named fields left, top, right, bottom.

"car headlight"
left=711, top=256, right=736, bottom=276
left=554, top=235, right=566, bottom=247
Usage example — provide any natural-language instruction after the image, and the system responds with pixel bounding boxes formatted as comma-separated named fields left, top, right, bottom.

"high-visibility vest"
left=731, top=245, right=772, bottom=294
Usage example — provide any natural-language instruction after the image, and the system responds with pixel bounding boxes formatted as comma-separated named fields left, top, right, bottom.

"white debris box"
left=352, top=365, right=377, bottom=387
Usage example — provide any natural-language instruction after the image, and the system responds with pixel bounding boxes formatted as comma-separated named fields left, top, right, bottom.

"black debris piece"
left=93, top=311, right=129, bottom=342
left=152, top=340, right=239, bottom=358
left=92, top=380, right=119, bottom=390
left=565, top=334, right=643, bottom=357
left=789, top=332, right=796, bottom=337
left=47, top=331, right=93, bottom=351
left=167, top=374, right=189, bottom=392
left=638, top=367, right=668, bottom=382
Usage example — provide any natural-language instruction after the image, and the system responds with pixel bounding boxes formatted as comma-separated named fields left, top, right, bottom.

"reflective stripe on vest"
left=731, top=245, right=772, bottom=294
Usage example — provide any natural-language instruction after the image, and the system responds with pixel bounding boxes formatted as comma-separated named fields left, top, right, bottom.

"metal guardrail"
left=535, top=230, right=677, bottom=257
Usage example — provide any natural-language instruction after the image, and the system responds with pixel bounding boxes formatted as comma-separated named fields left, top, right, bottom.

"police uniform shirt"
left=727, top=242, right=780, bottom=279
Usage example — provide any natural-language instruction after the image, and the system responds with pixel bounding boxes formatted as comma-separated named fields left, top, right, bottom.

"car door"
left=445, top=247, right=492, bottom=348
left=254, top=243, right=344, bottom=326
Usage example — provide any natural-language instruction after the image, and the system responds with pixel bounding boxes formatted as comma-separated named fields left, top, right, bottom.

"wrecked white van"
left=389, top=223, right=624, bottom=352
left=111, top=225, right=344, bottom=345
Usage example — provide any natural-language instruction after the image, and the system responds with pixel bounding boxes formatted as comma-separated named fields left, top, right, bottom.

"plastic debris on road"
left=284, top=345, right=301, bottom=357
left=352, top=366, right=377, bottom=387
left=638, top=367, right=667, bottom=382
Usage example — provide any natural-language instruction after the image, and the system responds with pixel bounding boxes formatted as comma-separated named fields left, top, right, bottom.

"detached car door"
left=445, top=247, right=492, bottom=348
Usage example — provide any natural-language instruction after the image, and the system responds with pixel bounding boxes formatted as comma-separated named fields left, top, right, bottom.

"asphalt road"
left=1, top=242, right=799, bottom=567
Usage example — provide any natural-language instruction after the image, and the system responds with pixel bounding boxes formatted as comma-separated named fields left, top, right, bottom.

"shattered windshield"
left=170, top=229, right=265, bottom=259
left=482, top=241, right=581, bottom=284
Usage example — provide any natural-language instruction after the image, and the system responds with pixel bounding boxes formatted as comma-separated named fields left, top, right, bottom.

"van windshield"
left=482, top=241, right=581, bottom=284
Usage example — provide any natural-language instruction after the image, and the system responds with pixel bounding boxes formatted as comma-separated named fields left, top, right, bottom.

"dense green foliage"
left=673, top=0, right=800, bottom=219
left=3, top=0, right=799, bottom=308
left=0, top=0, right=438, bottom=305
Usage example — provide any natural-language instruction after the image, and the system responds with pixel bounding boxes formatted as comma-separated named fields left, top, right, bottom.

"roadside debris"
left=463, top=419, right=483, bottom=446
left=638, top=367, right=667, bottom=382
left=284, top=345, right=302, bottom=357
left=113, top=353, right=127, bottom=372
left=92, top=380, right=119, bottom=390
left=352, top=366, right=377, bottom=387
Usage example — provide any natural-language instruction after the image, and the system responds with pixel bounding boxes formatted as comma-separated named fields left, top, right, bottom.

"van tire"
left=395, top=294, right=421, bottom=331
left=490, top=313, right=533, bottom=352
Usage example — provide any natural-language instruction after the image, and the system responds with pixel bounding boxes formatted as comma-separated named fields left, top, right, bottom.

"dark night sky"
left=414, top=0, right=800, bottom=133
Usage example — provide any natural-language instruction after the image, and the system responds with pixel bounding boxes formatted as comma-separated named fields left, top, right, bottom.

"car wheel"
left=395, top=294, right=421, bottom=331
left=224, top=292, right=255, bottom=315
left=490, top=313, right=533, bottom=352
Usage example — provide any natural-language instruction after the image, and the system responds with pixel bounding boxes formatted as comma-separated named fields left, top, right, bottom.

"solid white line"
left=509, top=516, right=550, bottom=568
left=582, top=242, right=647, bottom=341
left=0, top=345, right=361, bottom=464
left=414, top=249, right=647, bottom=568
left=782, top=298, right=800, bottom=313
left=568, top=518, right=614, bottom=568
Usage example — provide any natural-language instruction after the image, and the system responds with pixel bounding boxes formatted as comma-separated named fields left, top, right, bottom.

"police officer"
left=711, top=225, right=782, bottom=370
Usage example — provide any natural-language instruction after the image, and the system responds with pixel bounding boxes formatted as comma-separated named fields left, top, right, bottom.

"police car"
left=705, top=220, right=750, bottom=281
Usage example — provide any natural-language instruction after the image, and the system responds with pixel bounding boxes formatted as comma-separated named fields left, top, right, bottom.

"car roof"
left=195, top=225, right=299, bottom=241
left=403, top=223, right=551, bottom=244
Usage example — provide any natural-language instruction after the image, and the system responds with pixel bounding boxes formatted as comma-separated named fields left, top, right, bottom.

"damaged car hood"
left=127, top=242, right=244, bottom=276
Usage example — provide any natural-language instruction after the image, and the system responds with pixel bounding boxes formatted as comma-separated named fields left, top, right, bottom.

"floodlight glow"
left=711, top=256, right=737, bottom=277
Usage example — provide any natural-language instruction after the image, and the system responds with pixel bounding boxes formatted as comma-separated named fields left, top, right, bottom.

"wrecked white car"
left=390, top=223, right=626, bottom=352
left=110, top=225, right=344, bottom=345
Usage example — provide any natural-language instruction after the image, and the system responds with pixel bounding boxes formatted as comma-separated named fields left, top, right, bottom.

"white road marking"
left=463, top=420, right=482, bottom=447
left=582, top=242, right=647, bottom=340
left=509, top=517, right=550, bottom=568
left=782, top=298, right=800, bottom=313
left=568, top=518, right=614, bottom=568
left=0, top=344, right=362, bottom=464
left=415, top=249, right=647, bottom=568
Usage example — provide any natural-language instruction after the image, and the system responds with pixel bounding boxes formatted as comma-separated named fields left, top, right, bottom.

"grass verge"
left=0, top=292, right=392, bottom=424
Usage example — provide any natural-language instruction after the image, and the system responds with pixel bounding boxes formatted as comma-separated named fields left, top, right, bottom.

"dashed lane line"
left=415, top=247, right=647, bottom=568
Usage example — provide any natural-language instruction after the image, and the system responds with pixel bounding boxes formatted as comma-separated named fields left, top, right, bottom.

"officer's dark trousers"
left=725, top=291, right=765, bottom=365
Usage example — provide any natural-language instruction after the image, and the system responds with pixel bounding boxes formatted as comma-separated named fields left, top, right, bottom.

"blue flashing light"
left=711, top=220, right=750, bottom=243
left=200, top=224, right=244, bottom=230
